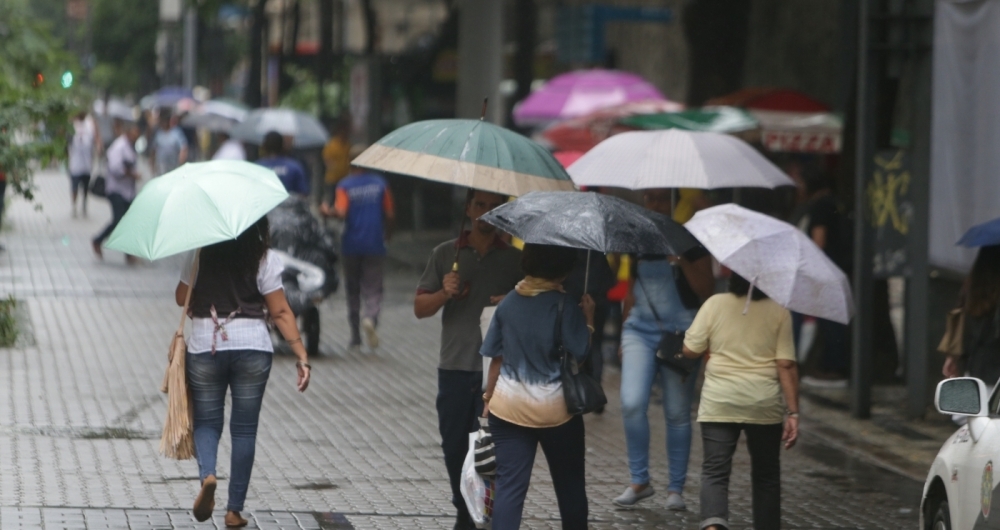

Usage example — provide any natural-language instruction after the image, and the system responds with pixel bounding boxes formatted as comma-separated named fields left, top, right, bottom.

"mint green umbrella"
left=353, top=119, right=575, bottom=197
left=104, top=160, right=289, bottom=260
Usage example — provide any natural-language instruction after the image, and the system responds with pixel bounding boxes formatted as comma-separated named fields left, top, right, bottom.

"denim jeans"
left=700, top=422, right=783, bottom=530
left=620, top=328, right=699, bottom=492
left=436, top=369, right=483, bottom=523
left=489, top=414, right=588, bottom=530
left=187, top=349, right=272, bottom=512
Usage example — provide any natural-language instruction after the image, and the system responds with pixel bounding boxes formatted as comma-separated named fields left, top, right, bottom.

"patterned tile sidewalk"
left=0, top=170, right=926, bottom=528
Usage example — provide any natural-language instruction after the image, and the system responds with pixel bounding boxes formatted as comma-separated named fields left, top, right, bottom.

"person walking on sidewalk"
left=150, top=108, right=189, bottom=177
left=414, top=190, right=522, bottom=530
left=256, top=131, right=310, bottom=198
left=613, top=188, right=715, bottom=511
left=942, top=245, right=1000, bottom=382
left=175, top=215, right=311, bottom=528
left=67, top=111, right=101, bottom=218
left=321, top=144, right=395, bottom=352
left=481, top=243, right=595, bottom=530
left=92, top=119, right=141, bottom=264
left=682, top=271, right=800, bottom=530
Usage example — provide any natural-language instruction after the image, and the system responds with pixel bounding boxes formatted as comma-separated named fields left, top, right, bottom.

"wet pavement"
left=0, top=170, right=940, bottom=528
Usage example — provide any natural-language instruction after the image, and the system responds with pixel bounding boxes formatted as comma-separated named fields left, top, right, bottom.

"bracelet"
left=287, top=337, right=303, bottom=344
left=787, top=411, right=799, bottom=418
left=586, top=324, right=595, bottom=333
left=482, top=392, right=491, bottom=403
left=296, top=361, right=311, bottom=370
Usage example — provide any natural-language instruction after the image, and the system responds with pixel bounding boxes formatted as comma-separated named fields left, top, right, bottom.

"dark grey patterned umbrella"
left=480, top=191, right=700, bottom=256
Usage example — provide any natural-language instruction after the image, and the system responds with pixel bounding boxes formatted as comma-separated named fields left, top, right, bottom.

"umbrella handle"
left=583, top=249, right=591, bottom=295
left=480, top=98, right=489, bottom=121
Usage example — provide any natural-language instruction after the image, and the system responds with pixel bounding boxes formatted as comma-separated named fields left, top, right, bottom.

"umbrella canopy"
left=181, top=100, right=250, bottom=132
left=568, top=129, right=794, bottom=190
left=513, top=69, right=668, bottom=126
left=230, top=108, right=329, bottom=149
left=958, top=216, right=1000, bottom=247
left=141, top=86, right=195, bottom=110
left=685, top=204, right=854, bottom=324
left=621, top=106, right=758, bottom=134
left=706, top=87, right=831, bottom=113
left=353, top=119, right=575, bottom=197
left=537, top=99, right=685, bottom=152
left=104, top=161, right=289, bottom=260
left=480, top=191, right=700, bottom=256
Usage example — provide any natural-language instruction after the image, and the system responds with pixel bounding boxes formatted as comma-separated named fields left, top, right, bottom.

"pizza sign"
left=762, top=130, right=841, bottom=154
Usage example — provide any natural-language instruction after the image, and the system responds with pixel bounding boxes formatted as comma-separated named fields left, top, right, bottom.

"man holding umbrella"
left=414, top=190, right=523, bottom=529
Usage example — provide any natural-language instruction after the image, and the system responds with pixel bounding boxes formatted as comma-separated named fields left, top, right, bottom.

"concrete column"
left=456, top=0, right=505, bottom=121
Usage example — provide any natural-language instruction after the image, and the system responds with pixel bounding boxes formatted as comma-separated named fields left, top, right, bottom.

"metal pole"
left=183, top=7, right=197, bottom=89
left=584, top=249, right=592, bottom=295
left=904, top=0, right=934, bottom=419
left=851, top=0, right=875, bottom=419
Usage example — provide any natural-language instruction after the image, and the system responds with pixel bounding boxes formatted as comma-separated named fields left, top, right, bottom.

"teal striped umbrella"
left=353, top=119, right=575, bottom=196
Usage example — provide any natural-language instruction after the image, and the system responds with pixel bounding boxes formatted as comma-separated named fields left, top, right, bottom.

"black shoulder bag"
left=635, top=266, right=701, bottom=379
left=554, top=296, right=607, bottom=415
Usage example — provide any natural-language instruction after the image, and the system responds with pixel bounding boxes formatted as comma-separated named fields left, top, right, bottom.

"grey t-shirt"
left=417, top=236, right=522, bottom=372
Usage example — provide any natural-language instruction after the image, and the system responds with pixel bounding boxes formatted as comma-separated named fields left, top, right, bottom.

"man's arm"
left=383, top=186, right=396, bottom=241
left=810, top=225, right=827, bottom=250
left=414, top=280, right=458, bottom=318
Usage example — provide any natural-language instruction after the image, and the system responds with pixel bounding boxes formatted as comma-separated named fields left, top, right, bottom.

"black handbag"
left=89, top=175, right=107, bottom=198
left=554, top=296, right=607, bottom=415
left=636, top=270, right=701, bottom=379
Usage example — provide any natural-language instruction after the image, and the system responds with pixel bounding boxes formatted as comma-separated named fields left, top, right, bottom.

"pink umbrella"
left=513, top=69, right=668, bottom=127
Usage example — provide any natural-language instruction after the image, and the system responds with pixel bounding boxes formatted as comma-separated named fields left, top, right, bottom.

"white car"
left=921, top=377, right=1000, bottom=529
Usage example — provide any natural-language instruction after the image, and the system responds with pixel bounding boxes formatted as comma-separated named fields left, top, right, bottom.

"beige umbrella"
left=159, top=251, right=199, bottom=460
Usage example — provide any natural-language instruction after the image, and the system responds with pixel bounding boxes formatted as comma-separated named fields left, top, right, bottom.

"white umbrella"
left=231, top=108, right=329, bottom=149
left=684, top=204, right=854, bottom=324
left=567, top=129, right=794, bottom=189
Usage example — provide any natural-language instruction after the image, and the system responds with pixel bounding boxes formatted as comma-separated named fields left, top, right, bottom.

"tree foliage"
left=90, top=0, right=159, bottom=96
left=0, top=0, right=79, bottom=201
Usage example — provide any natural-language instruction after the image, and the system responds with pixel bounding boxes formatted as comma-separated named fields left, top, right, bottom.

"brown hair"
left=965, top=245, right=1000, bottom=317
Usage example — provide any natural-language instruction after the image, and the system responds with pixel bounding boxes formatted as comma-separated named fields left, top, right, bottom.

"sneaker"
left=666, top=491, right=686, bottom=511
left=612, top=485, right=655, bottom=507
left=91, top=240, right=103, bottom=260
left=362, top=317, right=379, bottom=349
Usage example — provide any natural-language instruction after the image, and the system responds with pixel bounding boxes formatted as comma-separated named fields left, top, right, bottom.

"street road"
left=0, top=170, right=923, bottom=528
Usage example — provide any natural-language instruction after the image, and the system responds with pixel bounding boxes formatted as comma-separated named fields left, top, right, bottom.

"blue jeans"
left=620, top=328, right=699, bottom=492
left=187, top=350, right=272, bottom=512
left=489, top=414, right=588, bottom=530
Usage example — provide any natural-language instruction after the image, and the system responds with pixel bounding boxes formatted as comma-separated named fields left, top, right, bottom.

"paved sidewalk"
left=0, top=170, right=934, bottom=528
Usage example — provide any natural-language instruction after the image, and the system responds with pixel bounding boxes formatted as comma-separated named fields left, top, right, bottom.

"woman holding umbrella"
left=613, top=189, right=715, bottom=511
left=175, top=215, right=311, bottom=527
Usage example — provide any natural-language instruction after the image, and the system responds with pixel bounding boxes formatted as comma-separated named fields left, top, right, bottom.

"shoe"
left=612, top=484, right=655, bottom=507
left=224, top=511, right=248, bottom=527
left=91, top=240, right=103, bottom=260
left=362, top=317, right=379, bottom=349
left=192, top=475, right=216, bottom=522
left=594, top=404, right=605, bottom=415
left=125, top=255, right=139, bottom=266
left=666, top=491, right=687, bottom=511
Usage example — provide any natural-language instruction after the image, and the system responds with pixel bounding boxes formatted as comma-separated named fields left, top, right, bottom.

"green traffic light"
left=60, top=71, right=73, bottom=88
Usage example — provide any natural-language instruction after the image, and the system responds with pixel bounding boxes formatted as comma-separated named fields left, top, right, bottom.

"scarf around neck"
left=515, top=276, right=565, bottom=297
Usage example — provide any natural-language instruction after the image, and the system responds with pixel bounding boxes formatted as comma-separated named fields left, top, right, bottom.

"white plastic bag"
left=460, top=432, right=494, bottom=529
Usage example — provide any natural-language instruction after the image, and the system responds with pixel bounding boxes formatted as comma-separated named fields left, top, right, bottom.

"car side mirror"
left=936, top=377, right=990, bottom=417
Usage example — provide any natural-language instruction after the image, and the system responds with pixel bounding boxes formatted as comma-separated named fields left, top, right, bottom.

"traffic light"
left=61, top=70, right=73, bottom=89
left=31, top=71, right=44, bottom=88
